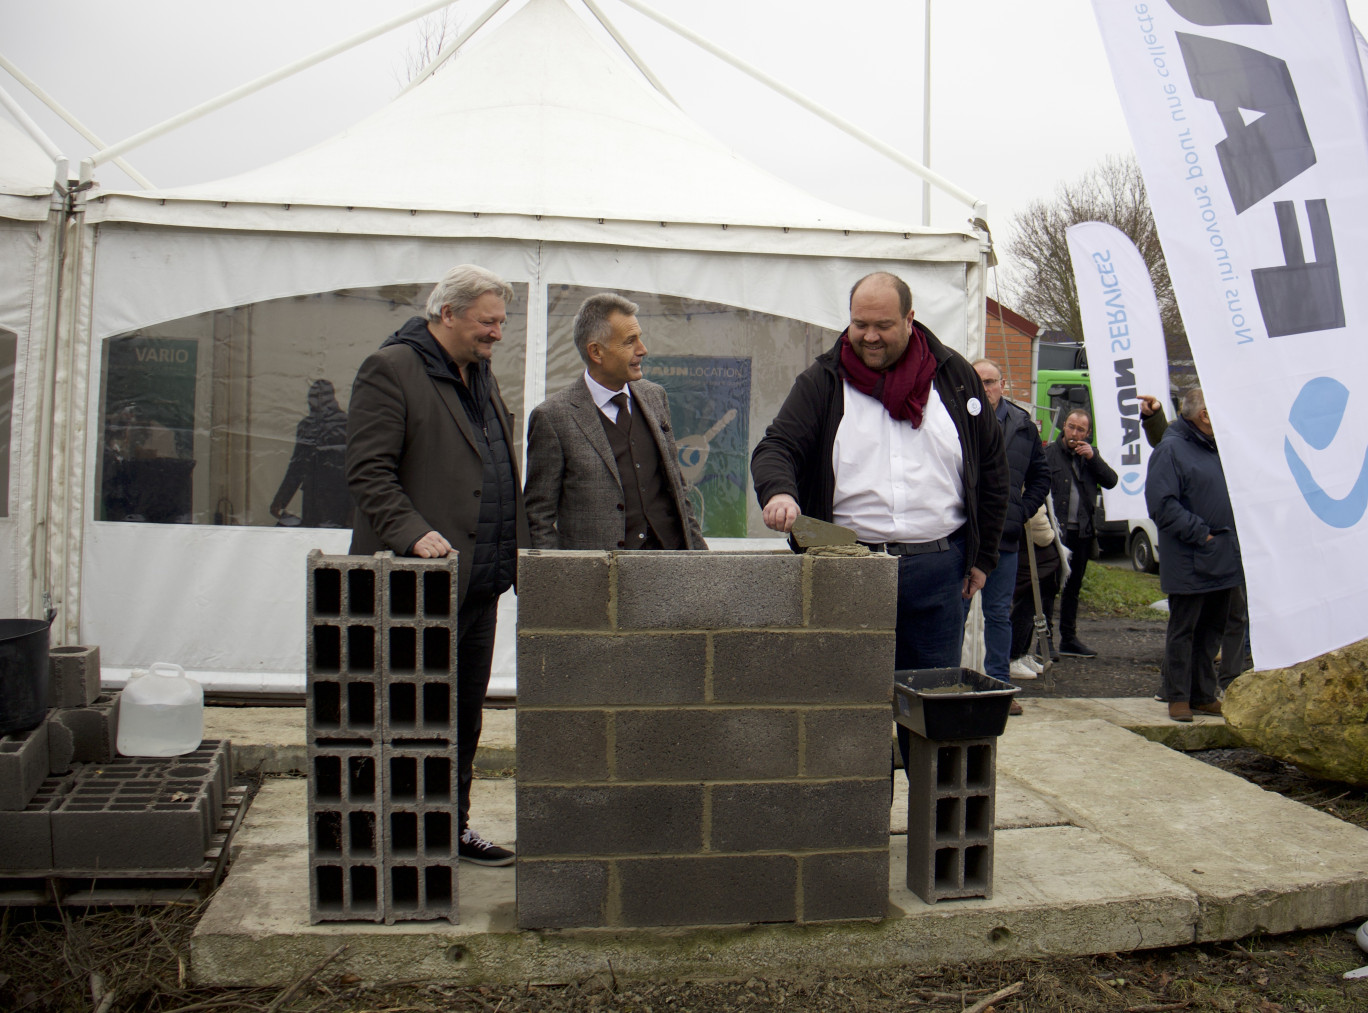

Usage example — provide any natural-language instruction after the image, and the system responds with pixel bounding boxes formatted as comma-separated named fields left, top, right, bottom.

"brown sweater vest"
left=599, top=406, right=685, bottom=550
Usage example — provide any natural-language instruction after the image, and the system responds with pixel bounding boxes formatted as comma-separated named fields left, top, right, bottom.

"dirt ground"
left=3, top=599, right=1366, bottom=1013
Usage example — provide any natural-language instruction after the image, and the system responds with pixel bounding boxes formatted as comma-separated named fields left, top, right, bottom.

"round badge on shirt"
left=967, top=397, right=982, bottom=416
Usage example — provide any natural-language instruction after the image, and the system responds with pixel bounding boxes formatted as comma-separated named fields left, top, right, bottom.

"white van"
left=1127, top=518, right=1160, bottom=573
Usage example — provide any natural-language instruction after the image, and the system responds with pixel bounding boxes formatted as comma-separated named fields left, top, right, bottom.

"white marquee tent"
left=40, top=0, right=990, bottom=694
left=0, top=115, right=63, bottom=620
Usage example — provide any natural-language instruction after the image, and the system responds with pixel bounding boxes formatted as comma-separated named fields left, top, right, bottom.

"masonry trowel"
left=790, top=515, right=859, bottom=551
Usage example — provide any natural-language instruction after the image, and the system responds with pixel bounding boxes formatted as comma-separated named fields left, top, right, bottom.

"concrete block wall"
left=516, top=549, right=897, bottom=930
left=306, top=550, right=461, bottom=925
left=904, top=735, right=997, bottom=903
left=49, top=693, right=121, bottom=766
left=0, top=722, right=51, bottom=810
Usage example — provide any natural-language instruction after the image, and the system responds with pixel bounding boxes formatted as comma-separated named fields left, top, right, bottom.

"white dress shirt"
left=831, top=381, right=965, bottom=543
left=584, top=370, right=632, bottom=422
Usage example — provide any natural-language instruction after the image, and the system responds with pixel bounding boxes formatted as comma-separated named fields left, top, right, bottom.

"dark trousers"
left=1219, top=583, right=1249, bottom=688
left=893, top=537, right=968, bottom=778
left=1163, top=588, right=1233, bottom=707
left=1011, top=567, right=1058, bottom=659
left=456, top=592, right=500, bottom=833
left=1058, top=528, right=1091, bottom=641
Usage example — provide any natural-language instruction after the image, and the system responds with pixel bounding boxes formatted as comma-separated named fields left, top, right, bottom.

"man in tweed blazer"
left=524, top=293, right=706, bottom=551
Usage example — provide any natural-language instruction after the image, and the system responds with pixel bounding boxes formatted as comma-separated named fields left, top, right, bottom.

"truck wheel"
left=1130, top=528, right=1158, bottom=573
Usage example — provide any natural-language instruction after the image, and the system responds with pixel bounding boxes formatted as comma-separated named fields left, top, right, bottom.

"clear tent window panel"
left=545, top=286, right=836, bottom=538
left=95, top=283, right=528, bottom=527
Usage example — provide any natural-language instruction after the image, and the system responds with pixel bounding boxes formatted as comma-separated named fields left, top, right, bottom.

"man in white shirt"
left=751, top=272, right=1010, bottom=759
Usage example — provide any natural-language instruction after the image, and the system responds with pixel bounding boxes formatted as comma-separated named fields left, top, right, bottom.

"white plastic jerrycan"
left=117, top=662, right=205, bottom=757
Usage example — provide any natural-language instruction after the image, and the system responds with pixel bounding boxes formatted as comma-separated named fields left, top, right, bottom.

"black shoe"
left=1058, top=638, right=1097, bottom=658
left=459, top=828, right=515, bottom=866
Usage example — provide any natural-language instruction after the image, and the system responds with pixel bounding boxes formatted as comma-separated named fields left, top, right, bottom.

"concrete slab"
left=202, top=705, right=516, bottom=775
left=1015, top=697, right=1239, bottom=750
left=997, top=719, right=1368, bottom=940
left=192, top=712, right=1368, bottom=986
left=192, top=774, right=1196, bottom=986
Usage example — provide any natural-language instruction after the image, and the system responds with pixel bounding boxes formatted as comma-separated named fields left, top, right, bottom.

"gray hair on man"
left=1181, top=387, right=1207, bottom=420
left=573, top=292, right=640, bottom=364
left=425, top=265, right=515, bottom=321
left=972, top=357, right=1003, bottom=379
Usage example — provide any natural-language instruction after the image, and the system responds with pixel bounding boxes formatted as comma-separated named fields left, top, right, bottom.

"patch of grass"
left=1080, top=562, right=1164, bottom=619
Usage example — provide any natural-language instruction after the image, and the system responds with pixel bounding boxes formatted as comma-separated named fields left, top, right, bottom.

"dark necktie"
left=610, top=392, right=632, bottom=434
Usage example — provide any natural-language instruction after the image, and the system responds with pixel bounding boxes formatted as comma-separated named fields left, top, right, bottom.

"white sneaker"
left=1023, top=655, right=1045, bottom=674
left=1009, top=658, right=1038, bottom=680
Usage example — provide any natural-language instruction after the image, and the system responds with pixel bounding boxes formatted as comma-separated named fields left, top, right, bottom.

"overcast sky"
left=6, top=0, right=1368, bottom=294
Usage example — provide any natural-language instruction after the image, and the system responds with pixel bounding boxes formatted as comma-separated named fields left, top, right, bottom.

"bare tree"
left=396, top=6, right=465, bottom=88
left=1005, top=155, right=1186, bottom=356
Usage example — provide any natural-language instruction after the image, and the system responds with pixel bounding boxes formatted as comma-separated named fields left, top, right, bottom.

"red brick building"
left=981, top=298, right=1039, bottom=407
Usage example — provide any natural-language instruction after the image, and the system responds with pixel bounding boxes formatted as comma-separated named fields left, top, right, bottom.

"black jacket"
left=1145, top=415, right=1243, bottom=594
left=750, top=326, right=1009, bottom=577
left=1046, top=438, right=1119, bottom=540
left=998, top=399, right=1051, bottom=553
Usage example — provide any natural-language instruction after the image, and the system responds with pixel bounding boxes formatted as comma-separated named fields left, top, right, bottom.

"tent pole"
left=580, top=0, right=680, bottom=107
left=0, top=80, right=63, bottom=161
left=397, top=0, right=517, bottom=98
left=611, top=0, right=986, bottom=221
left=87, top=0, right=461, bottom=169
left=0, top=55, right=154, bottom=188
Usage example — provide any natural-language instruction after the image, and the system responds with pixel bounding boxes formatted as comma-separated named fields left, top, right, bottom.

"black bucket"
left=0, top=619, right=51, bottom=735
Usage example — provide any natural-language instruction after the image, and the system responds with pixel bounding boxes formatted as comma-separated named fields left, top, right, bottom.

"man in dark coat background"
left=971, top=359, right=1050, bottom=712
left=1045, top=408, right=1118, bottom=658
left=346, top=263, right=529, bottom=866
left=1146, top=387, right=1243, bottom=722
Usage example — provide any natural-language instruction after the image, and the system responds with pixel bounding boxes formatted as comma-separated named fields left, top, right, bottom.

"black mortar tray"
left=893, top=667, right=1019, bottom=740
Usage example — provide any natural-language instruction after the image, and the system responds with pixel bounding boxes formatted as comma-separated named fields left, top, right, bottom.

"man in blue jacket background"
left=1146, top=387, right=1244, bottom=722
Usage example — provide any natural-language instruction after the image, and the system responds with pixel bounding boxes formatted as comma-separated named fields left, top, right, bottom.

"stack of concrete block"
left=0, top=644, right=120, bottom=870
left=0, top=740, right=230, bottom=872
left=515, top=549, right=897, bottom=930
left=306, top=550, right=460, bottom=925
left=903, top=735, right=997, bottom=902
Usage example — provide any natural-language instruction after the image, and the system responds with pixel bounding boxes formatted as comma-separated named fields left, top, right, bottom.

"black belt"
left=859, top=537, right=951, bottom=557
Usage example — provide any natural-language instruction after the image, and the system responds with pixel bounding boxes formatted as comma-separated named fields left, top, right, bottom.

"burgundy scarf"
left=838, top=324, right=937, bottom=428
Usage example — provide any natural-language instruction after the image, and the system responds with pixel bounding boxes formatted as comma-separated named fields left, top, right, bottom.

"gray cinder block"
left=382, top=554, right=459, bottom=624
left=0, top=721, right=51, bottom=811
left=801, top=850, right=889, bottom=921
left=516, top=859, right=610, bottom=928
left=516, top=710, right=608, bottom=784
left=711, top=631, right=894, bottom=704
left=48, top=645, right=101, bottom=708
left=516, top=632, right=707, bottom=706
left=617, top=855, right=797, bottom=927
left=49, top=694, right=120, bottom=764
left=0, top=777, right=72, bottom=870
left=516, top=551, right=612, bottom=631
left=800, top=708, right=891, bottom=778
left=806, top=554, right=899, bottom=630
left=615, top=552, right=804, bottom=630
left=382, top=673, right=456, bottom=741
left=50, top=764, right=217, bottom=869
left=709, top=780, right=888, bottom=853
left=516, top=784, right=703, bottom=857
left=613, top=709, right=799, bottom=782
left=904, top=735, right=997, bottom=903
left=307, top=550, right=382, bottom=622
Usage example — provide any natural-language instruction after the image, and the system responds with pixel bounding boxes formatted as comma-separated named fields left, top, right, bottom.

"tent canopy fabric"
left=87, top=0, right=960, bottom=240
left=0, top=117, right=59, bottom=219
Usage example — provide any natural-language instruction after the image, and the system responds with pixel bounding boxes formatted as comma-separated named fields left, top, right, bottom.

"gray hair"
left=972, top=358, right=1002, bottom=380
left=850, top=272, right=913, bottom=317
left=425, top=265, right=514, bottom=321
left=1181, top=387, right=1207, bottom=420
left=573, top=293, right=640, bottom=364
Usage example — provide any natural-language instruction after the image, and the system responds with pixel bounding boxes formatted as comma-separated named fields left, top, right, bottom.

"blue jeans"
left=973, top=549, right=1017, bottom=682
left=894, top=537, right=967, bottom=778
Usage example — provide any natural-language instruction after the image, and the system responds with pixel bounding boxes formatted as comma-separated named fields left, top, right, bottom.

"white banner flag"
left=1066, top=222, right=1173, bottom=523
left=1091, top=0, right=1368, bottom=669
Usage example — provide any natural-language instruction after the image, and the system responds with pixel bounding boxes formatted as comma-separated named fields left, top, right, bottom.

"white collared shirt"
left=831, top=381, right=965, bottom=543
left=584, top=369, right=632, bottom=423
